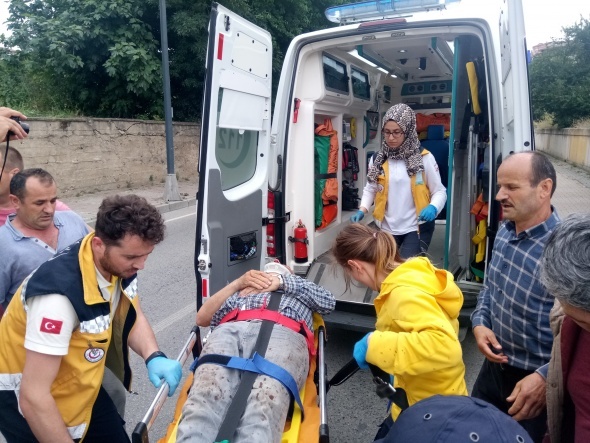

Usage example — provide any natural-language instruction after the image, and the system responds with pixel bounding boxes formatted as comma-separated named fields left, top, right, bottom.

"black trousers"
left=0, top=387, right=130, bottom=443
left=471, top=358, right=547, bottom=443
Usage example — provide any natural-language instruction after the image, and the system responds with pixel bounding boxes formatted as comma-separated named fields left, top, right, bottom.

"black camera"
left=10, top=116, right=29, bottom=134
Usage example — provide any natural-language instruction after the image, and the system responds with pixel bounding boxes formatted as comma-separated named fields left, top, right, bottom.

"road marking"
left=165, top=212, right=196, bottom=223
left=152, top=302, right=196, bottom=334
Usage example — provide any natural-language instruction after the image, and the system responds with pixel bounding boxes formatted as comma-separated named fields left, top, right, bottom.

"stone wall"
left=10, top=118, right=200, bottom=197
left=535, top=128, right=590, bottom=172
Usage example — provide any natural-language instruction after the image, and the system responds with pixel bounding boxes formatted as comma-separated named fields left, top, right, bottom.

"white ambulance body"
left=194, top=0, right=532, bottom=330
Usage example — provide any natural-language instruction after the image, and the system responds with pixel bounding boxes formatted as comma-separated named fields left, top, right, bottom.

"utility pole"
left=160, top=0, right=181, bottom=201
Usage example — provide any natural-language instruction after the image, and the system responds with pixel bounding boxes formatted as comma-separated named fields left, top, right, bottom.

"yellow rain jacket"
left=366, top=257, right=468, bottom=419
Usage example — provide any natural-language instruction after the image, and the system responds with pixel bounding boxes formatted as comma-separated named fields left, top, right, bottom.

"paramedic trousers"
left=0, top=386, right=129, bottom=443
left=392, top=220, right=435, bottom=259
left=176, top=321, right=309, bottom=443
left=471, top=359, right=547, bottom=443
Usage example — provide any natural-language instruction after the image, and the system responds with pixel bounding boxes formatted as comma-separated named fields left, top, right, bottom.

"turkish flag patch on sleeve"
left=40, top=317, right=63, bottom=334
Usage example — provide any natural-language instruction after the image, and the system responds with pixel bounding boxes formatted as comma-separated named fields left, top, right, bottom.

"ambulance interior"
left=284, top=25, right=492, bottom=320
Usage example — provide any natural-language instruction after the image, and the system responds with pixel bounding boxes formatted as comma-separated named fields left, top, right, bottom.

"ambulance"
left=194, top=0, right=533, bottom=331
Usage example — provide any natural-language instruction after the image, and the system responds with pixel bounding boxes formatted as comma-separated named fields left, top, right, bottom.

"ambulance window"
left=351, top=67, right=370, bottom=100
left=215, top=127, right=259, bottom=191
left=215, top=88, right=261, bottom=191
left=323, top=54, right=349, bottom=94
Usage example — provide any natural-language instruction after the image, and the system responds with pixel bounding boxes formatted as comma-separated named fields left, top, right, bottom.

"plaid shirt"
left=471, top=209, right=560, bottom=371
left=210, top=274, right=335, bottom=331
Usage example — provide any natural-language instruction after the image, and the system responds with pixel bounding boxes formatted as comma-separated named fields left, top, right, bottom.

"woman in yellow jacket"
left=331, top=224, right=467, bottom=438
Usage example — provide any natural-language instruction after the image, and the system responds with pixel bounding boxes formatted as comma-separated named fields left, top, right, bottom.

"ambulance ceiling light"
left=348, top=49, right=377, bottom=68
left=355, top=45, right=409, bottom=80
left=325, top=0, right=461, bottom=25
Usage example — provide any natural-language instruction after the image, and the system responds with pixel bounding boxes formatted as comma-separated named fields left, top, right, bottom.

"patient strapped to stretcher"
left=175, top=263, right=335, bottom=443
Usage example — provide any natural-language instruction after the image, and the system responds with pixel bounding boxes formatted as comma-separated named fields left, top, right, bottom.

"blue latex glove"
left=350, top=210, right=365, bottom=223
left=418, top=204, right=437, bottom=222
left=353, top=332, right=372, bottom=370
left=147, top=357, right=182, bottom=397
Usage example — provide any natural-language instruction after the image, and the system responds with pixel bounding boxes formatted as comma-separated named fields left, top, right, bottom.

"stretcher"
left=132, top=320, right=408, bottom=443
left=132, top=314, right=330, bottom=443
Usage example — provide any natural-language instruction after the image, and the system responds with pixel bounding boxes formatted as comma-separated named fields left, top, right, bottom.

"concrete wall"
left=535, top=128, right=590, bottom=172
left=10, top=118, right=200, bottom=197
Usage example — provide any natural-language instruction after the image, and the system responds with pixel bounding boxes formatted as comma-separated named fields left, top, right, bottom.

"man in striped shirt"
left=471, top=152, right=560, bottom=443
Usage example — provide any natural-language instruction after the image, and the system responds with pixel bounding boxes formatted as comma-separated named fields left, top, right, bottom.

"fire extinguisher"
left=289, top=219, right=308, bottom=263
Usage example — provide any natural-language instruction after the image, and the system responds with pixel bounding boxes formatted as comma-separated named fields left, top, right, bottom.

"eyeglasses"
left=383, top=130, right=404, bottom=138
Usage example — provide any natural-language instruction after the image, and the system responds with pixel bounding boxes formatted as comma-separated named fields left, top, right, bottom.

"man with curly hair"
left=0, top=194, right=182, bottom=443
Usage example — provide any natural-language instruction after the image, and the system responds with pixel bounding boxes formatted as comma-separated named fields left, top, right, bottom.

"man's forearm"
left=196, top=280, right=240, bottom=326
left=20, top=391, right=73, bottom=443
left=128, top=312, right=159, bottom=360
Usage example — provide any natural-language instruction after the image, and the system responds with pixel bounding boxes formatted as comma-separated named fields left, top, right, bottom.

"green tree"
left=147, top=0, right=345, bottom=121
left=5, top=0, right=163, bottom=118
left=530, top=17, right=590, bottom=128
left=3, top=0, right=345, bottom=120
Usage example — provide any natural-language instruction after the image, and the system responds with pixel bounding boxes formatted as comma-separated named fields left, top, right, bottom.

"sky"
left=521, top=0, right=590, bottom=46
left=0, top=0, right=588, bottom=48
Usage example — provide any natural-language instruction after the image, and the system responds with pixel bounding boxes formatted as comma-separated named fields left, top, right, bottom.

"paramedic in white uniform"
left=351, top=103, right=446, bottom=258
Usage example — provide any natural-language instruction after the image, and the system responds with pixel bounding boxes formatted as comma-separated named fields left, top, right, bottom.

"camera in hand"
left=10, top=116, right=29, bottom=134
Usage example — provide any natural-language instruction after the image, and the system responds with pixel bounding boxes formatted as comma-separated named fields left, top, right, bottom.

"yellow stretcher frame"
left=132, top=315, right=328, bottom=443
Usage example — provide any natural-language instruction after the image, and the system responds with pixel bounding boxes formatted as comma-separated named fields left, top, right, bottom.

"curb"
left=86, top=198, right=197, bottom=228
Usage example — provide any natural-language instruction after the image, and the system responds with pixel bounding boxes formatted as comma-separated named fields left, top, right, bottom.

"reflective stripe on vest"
left=79, top=314, right=111, bottom=334
left=0, top=373, right=21, bottom=390
left=0, top=374, right=87, bottom=439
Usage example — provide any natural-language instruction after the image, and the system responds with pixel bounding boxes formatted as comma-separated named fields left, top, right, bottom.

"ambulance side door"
left=487, top=0, right=532, bottom=243
left=195, top=3, right=272, bottom=306
left=498, top=0, right=533, bottom=156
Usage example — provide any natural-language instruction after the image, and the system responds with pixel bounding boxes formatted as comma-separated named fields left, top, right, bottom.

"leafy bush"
left=530, top=18, right=590, bottom=128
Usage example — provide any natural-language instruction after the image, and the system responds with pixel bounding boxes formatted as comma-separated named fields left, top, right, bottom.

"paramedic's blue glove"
left=146, top=354, right=182, bottom=397
left=350, top=210, right=365, bottom=223
left=418, top=204, right=437, bottom=222
left=353, top=332, right=372, bottom=370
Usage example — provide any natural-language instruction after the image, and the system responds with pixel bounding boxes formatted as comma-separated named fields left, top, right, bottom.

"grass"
left=534, top=113, right=557, bottom=129
left=572, top=117, right=590, bottom=129
left=534, top=114, right=590, bottom=130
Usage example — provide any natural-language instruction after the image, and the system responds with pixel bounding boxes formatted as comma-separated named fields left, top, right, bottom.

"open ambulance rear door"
left=485, top=0, right=533, bottom=255
left=443, top=0, right=533, bottom=318
left=488, top=0, right=535, bottom=231
left=194, top=3, right=273, bottom=307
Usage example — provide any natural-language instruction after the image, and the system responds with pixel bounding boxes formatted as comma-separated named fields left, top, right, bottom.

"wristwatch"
left=275, top=273, right=285, bottom=290
left=264, top=262, right=289, bottom=290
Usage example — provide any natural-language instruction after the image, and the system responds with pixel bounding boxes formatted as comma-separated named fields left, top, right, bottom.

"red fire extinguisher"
left=289, top=219, right=308, bottom=263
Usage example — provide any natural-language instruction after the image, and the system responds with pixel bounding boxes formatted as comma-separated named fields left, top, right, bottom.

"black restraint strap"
left=326, top=358, right=360, bottom=392
left=315, top=172, right=338, bottom=179
left=327, top=358, right=409, bottom=412
left=368, top=363, right=409, bottom=412
left=214, top=291, right=283, bottom=442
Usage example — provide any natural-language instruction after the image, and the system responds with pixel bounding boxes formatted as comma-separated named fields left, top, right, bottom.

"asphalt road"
left=122, top=207, right=484, bottom=443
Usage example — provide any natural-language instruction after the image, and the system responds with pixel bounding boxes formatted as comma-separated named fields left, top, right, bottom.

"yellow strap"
left=466, top=62, right=482, bottom=115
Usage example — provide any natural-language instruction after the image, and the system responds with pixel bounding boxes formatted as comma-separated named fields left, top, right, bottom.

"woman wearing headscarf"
left=350, top=103, right=446, bottom=258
